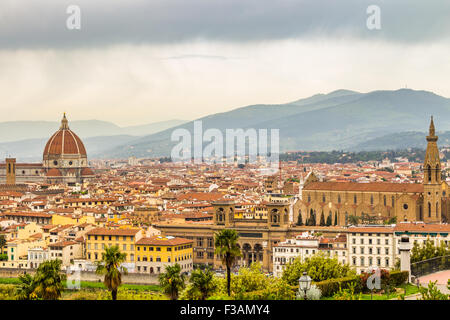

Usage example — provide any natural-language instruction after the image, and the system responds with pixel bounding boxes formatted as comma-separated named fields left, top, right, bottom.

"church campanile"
left=423, top=116, right=442, bottom=222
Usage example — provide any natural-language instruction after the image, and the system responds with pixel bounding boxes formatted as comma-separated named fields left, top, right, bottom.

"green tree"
left=281, top=252, right=355, bottom=285
left=33, top=259, right=66, bottom=300
left=189, top=267, right=217, bottom=300
left=15, top=273, right=36, bottom=300
left=159, top=263, right=186, bottom=300
left=297, top=213, right=303, bottom=226
left=384, top=216, right=397, bottom=225
left=411, top=240, right=450, bottom=263
left=214, top=229, right=241, bottom=297
left=96, top=245, right=127, bottom=300
left=319, top=212, right=325, bottom=226
left=0, top=235, right=6, bottom=255
left=348, top=215, right=359, bottom=225
left=326, top=214, right=332, bottom=226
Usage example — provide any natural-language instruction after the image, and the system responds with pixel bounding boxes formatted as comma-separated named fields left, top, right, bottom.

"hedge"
left=388, top=271, right=409, bottom=287
left=315, top=276, right=362, bottom=297
left=315, top=270, right=409, bottom=297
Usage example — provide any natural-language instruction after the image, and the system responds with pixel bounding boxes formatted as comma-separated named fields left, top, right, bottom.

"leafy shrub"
left=332, top=282, right=362, bottom=300
left=315, top=276, right=362, bottom=297
left=281, top=252, right=355, bottom=286
left=0, top=284, right=16, bottom=300
left=419, top=281, right=449, bottom=300
left=389, top=270, right=409, bottom=287
left=359, top=269, right=390, bottom=293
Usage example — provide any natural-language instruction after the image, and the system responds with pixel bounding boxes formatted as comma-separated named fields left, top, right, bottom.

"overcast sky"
left=1, top=0, right=450, bottom=126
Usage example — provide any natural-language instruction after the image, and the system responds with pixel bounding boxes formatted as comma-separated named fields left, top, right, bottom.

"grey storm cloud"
left=1, top=0, right=450, bottom=49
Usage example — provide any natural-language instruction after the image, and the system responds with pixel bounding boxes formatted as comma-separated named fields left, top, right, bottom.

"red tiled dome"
left=46, top=168, right=62, bottom=177
left=81, top=168, right=95, bottom=176
left=43, top=114, right=87, bottom=157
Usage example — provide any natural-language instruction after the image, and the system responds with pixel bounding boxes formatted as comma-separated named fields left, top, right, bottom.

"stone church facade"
left=295, top=117, right=449, bottom=226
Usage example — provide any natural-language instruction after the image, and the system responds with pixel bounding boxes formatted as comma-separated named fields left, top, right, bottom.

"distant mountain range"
left=0, top=119, right=187, bottom=161
left=2, top=89, right=450, bottom=161
left=98, top=89, right=450, bottom=158
left=0, top=119, right=187, bottom=143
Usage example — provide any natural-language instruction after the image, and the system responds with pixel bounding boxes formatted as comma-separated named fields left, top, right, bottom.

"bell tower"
left=423, top=116, right=442, bottom=222
left=5, top=158, right=16, bottom=185
left=267, top=203, right=290, bottom=228
left=212, top=200, right=235, bottom=227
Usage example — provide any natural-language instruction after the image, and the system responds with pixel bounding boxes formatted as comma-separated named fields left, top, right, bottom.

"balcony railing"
left=411, top=255, right=450, bottom=278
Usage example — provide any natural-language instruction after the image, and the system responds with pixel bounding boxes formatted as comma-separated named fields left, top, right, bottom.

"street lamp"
left=299, top=271, right=312, bottom=300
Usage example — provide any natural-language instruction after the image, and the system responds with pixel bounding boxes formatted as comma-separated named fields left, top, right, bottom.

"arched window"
left=436, top=165, right=439, bottom=182
left=370, top=195, right=373, bottom=205
left=392, top=196, right=395, bottom=207
left=338, top=195, right=341, bottom=203
left=436, top=202, right=439, bottom=217
left=354, top=195, right=357, bottom=204
left=428, top=202, right=431, bottom=217
left=322, top=194, right=326, bottom=203
left=383, top=195, right=386, bottom=206
left=427, top=165, right=431, bottom=182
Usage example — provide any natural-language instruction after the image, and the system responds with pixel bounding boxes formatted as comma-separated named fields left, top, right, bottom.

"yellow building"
left=135, top=236, right=193, bottom=274
left=85, top=228, right=143, bottom=263
left=51, top=214, right=95, bottom=226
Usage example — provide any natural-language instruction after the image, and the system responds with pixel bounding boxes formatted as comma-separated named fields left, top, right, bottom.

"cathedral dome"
left=43, top=113, right=87, bottom=157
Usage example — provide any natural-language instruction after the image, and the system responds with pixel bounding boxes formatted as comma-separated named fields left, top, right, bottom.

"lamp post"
left=299, top=271, right=312, bottom=300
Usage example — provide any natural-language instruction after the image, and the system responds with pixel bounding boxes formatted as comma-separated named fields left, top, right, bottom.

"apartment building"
left=273, top=233, right=319, bottom=277
left=272, top=232, right=347, bottom=277
left=48, top=240, right=83, bottom=268
left=135, top=235, right=193, bottom=274
left=347, top=226, right=396, bottom=274
left=86, top=228, right=143, bottom=263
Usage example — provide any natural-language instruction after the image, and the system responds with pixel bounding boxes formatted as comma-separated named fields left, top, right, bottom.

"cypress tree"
left=320, top=212, right=325, bottom=226
left=297, top=213, right=303, bottom=226
left=326, top=214, right=332, bottom=226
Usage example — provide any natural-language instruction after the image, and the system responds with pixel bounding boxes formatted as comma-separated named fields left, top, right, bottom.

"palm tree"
left=159, top=263, right=186, bottom=300
left=96, top=245, right=127, bottom=300
left=33, top=259, right=66, bottom=300
left=214, top=229, right=241, bottom=297
left=15, top=273, right=36, bottom=300
left=190, top=267, right=216, bottom=300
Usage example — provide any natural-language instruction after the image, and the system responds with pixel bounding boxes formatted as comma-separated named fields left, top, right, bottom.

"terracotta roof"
left=394, top=223, right=450, bottom=233
left=136, top=236, right=193, bottom=246
left=46, top=168, right=62, bottom=177
left=81, top=168, right=95, bottom=176
left=87, top=227, right=141, bottom=236
left=304, top=182, right=423, bottom=193
left=347, top=226, right=394, bottom=233
left=49, top=240, right=78, bottom=248
left=1, top=211, right=52, bottom=218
